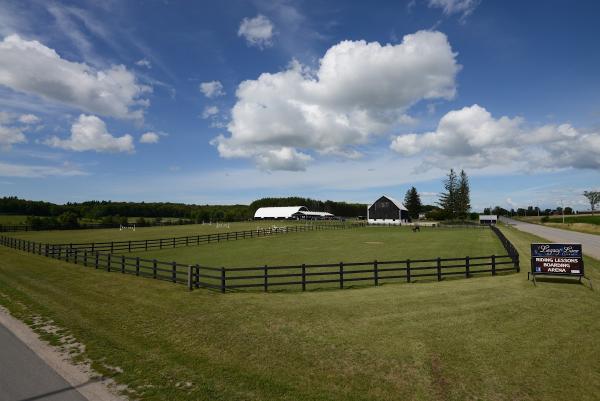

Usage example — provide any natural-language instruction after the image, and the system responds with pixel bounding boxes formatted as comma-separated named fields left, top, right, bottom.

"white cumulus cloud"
left=135, top=58, right=151, bottom=68
left=390, top=104, right=600, bottom=171
left=45, top=114, right=134, bottom=153
left=0, top=161, right=86, bottom=177
left=199, top=80, right=225, bottom=98
left=0, top=34, right=150, bottom=120
left=18, top=113, right=40, bottom=124
left=140, top=131, right=160, bottom=144
left=238, top=14, right=275, bottom=49
left=214, top=30, right=460, bottom=171
left=0, top=124, right=26, bottom=149
left=428, top=0, right=480, bottom=19
left=202, top=105, right=219, bottom=119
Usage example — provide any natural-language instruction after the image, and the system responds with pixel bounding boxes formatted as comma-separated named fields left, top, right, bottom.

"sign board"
left=530, top=243, right=584, bottom=279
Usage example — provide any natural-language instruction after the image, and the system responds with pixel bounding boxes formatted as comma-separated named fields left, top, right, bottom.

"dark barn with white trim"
left=367, top=195, right=409, bottom=225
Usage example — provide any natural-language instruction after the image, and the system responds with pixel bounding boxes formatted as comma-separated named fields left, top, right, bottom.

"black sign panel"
left=530, top=243, right=584, bottom=277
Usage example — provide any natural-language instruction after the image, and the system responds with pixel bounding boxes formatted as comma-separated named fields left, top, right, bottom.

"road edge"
left=0, top=306, right=126, bottom=401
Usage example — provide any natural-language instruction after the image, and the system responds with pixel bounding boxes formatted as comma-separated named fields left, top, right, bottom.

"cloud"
left=428, top=0, right=480, bottom=20
left=135, top=58, right=151, bottom=68
left=238, top=14, right=275, bottom=49
left=0, top=124, right=26, bottom=149
left=18, top=113, right=40, bottom=124
left=214, top=30, right=459, bottom=171
left=255, top=147, right=312, bottom=171
left=199, top=80, right=225, bottom=98
left=0, top=34, right=150, bottom=120
left=139, top=131, right=160, bottom=144
left=0, top=161, right=86, bottom=177
left=390, top=104, right=600, bottom=171
left=45, top=114, right=135, bottom=153
left=202, top=105, right=219, bottom=119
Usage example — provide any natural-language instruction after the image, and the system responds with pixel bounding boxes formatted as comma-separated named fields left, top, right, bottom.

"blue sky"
left=0, top=0, right=599, bottom=211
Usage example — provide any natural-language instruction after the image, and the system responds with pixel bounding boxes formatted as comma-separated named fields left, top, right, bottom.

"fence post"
left=91, top=243, right=95, bottom=253
left=83, top=249, right=88, bottom=267
left=173, top=237, right=176, bottom=248
left=107, top=253, right=111, bottom=272
left=187, top=265, right=193, bottom=291
left=264, top=265, right=268, bottom=292
left=95, top=253, right=99, bottom=269
left=111, top=241, right=114, bottom=253
left=153, top=259, right=157, bottom=279
left=437, top=257, right=442, bottom=281
left=145, top=239, right=148, bottom=251
left=160, top=238, right=163, bottom=249
left=128, top=240, right=131, bottom=252
left=465, top=256, right=470, bottom=278
left=407, top=259, right=411, bottom=283
left=374, top=260, right=379, bottom=286
left=136, top=257, right=140, bottom=276
left=301, top=264, right=306, bottom=291
left=339, top=262, right=344, bottom=289
left=121, top=255, right=125, bottom=273
left=45, top=243, right=49, bottom=257
left=491, top=255, right=496, bottom=276
left=66, top=247, right=70, bottom=263
left=221, top=267, right=226, bottom=293
left=195, top=264, right=200, bottom=288
left=172, top=262, right=177, bottom=283
left=515, top=254, right=520, bottom=273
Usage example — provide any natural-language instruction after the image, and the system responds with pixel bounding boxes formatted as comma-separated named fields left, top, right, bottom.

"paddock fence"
left=0, top=224, right=520, bottom=292
left=42, top=222, right=365, bottom=253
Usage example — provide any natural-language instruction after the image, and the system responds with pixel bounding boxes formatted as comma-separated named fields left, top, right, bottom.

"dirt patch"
left=430, top=353, right=451, bottom=401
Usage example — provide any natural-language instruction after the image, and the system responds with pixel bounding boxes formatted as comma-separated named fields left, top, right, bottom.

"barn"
left=367, top=195, right=409, bottom=225
left=254, top=206, right=335, bottom=220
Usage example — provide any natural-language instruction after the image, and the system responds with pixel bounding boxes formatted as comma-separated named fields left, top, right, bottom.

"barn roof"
left=295, top=211, right=334, bottom=217
left=368, top=195, right=408, bottom=211
left=254, top=206, right=308, bottom=218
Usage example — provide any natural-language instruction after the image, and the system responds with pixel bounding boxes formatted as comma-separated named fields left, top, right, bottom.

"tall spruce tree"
left=404, top=186, right=422, bottom=220
left=456, top=169, right=471, bottom=219
left=438, top=169, right=458, bottom=219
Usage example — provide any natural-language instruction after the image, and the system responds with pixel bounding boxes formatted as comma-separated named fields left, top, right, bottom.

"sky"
left=0, top=0, right=599, bottom=211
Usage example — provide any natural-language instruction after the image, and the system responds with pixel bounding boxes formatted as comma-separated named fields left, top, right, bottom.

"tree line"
left=0, top=196, right=368, bottom=225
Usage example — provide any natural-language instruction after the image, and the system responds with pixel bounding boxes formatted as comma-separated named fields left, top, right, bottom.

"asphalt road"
left=502, top=217, right=600, bottom=260
left=0, top=323, right=87, bottom=401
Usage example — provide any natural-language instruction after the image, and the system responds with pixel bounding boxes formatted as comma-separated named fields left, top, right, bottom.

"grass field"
left=516, top=214, right=600, bottom=235
left=9, top=221, right=321, bottom=243
left=0, top=214, right=29, bottom=225
left=0, top=225, right=599, bottom=400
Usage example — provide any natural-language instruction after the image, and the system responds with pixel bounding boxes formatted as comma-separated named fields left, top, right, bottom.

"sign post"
left=529, top=243, right=591, bottom=287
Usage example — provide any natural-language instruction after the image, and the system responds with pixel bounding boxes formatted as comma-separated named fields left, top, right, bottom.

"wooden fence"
left=45, top=222, right=363, bottom=253
left=0, top=224, right=520, bottom=292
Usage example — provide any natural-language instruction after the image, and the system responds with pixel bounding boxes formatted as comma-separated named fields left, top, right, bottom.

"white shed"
left=254, top=206, right=309, bottom=219
left=479, top=215, right=498, bottom=225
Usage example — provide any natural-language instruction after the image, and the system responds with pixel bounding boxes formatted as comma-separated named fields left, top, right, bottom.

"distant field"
left=0, top=215, right=29, bottom=225
left=8, top=220, right=339, bottom=243
left=547, top=215, right=600, bottom=225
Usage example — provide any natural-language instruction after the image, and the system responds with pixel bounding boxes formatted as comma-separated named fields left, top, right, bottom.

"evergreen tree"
left=404, top=186, right=422, bottom=220
left=438, top=169, right=458, bottom=219
left=456, top=169, right=471, bottom=219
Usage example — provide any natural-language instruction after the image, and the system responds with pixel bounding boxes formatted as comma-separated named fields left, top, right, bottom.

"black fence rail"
left=0, top=220, right=198, bottom=233
left=490, top=225, right=520, bottom=271
left=46, top=223, right=364, bottom=253
left=0, top=225, right=520, bottom=292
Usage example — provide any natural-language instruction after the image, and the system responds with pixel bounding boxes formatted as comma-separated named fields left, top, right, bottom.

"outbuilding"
left=367, top=195, right=409, bottom=225
left=254, top=206, right=335, bottom=220
left=479, top=214, right=498, bottom=225
left=254, top=206, right=309, bottom=220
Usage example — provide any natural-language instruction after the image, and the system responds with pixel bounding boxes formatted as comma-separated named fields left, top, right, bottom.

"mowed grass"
left=124, top=227, right=508, bottom=291
left=0, top=214, right=29, bottom=225
left=0, top=225, right=598, bottom=400
left=130, top=226, right=505, bottom=266
left=9, top=220, right=321, bottom=243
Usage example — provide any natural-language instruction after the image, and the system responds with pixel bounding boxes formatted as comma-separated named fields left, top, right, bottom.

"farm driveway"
left=501, top=217, right=600, bottom=260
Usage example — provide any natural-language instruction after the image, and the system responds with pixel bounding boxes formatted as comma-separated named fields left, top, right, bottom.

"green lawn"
left=9, top=221, right=324, bottom=243
left=516, top=215, right=600, bottom=235
left=547, top=215, right=600, bottom=225
left=0, top=214, right=29, bottom=225
left=0, top=225, right=599, bottom=400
